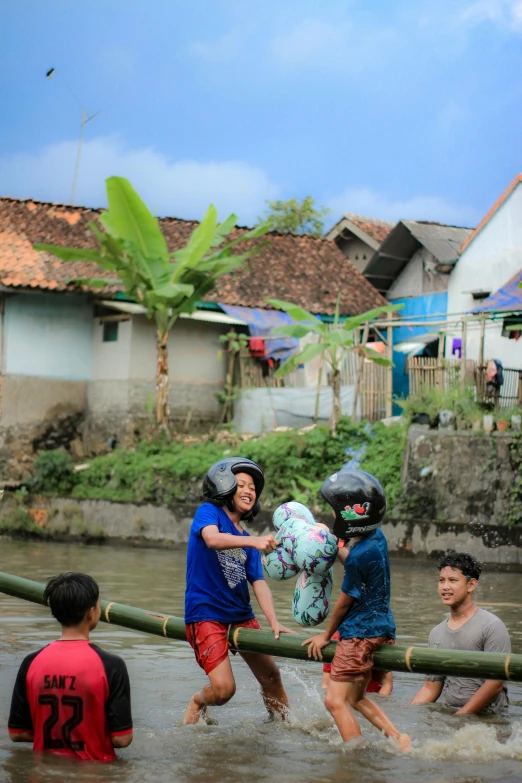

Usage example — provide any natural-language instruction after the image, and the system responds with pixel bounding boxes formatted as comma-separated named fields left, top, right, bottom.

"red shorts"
left=322, top=632, right=386, bottom=691
left=330, top=636, right=395, bottom=683
left=186, top=618, right=261, bottom=675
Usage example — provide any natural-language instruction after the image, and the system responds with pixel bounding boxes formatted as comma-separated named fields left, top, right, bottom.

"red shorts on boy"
left=186, top=618, right=261, bottom=675
left=330, top=636, right=395, bottom=682
left=322, top=632, right=390, bottom=691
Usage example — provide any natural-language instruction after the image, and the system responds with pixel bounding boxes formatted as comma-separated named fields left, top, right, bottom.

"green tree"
left=36, top=177, right=269, bottom=428
left=266, top=296, right=402, bottom=435
left=262, top=196, right=330, bottom=237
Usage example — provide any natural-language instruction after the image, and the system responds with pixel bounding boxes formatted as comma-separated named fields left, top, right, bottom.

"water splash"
left=414, top=722, right=522, bottom=761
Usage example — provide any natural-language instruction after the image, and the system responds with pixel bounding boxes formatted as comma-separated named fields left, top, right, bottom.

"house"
left=362, top=220, right=473, bottom=401
left=325, top=213, right=395, bottom=275
left=445, top=174, right=522, bottom=369
left=0, top=196, right=389, bottom=465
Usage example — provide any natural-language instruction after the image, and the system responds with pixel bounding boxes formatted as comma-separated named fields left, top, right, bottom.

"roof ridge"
left=459, top=173, right=522, bottom=255
left=0, top=195, right=335, bottom=242
left=343, top=213, right=395, bottom=227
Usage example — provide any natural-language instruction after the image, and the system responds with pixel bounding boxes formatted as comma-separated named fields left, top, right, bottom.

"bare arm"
left=9, top=730, right=34, bottom=743
left=410, top=680, right=444, bottom=705
left=252, top=580, right=295, bottom=638
left=201, top=525, right=278, bottom=554
left=455, top=680, right=505, bottom=715
left=112, top=731, right=133, bottom=748
left=302, top=591, right=355, bottom=660
left=336, top=547, right=349, bottom=565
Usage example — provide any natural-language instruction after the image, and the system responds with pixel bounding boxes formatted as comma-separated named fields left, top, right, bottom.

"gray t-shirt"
left=427, top=608, right=510, bottom=714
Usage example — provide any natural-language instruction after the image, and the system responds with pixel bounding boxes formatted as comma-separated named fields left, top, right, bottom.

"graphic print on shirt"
left=217, top=547, right=247, bottom=588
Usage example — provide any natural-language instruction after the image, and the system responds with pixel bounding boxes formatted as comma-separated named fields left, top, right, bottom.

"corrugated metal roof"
left=403, top=222, right=472, bottom=264
left=472, top=269, right=522, bottom=314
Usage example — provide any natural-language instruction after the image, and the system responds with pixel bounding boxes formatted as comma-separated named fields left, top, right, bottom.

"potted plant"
left=495, top=411, right=509, bottom=432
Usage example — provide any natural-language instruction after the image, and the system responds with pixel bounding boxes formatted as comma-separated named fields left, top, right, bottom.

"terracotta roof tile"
left=346, top=215, right=395, bottom=244
left=0, top=196, right=388, bottom=316
left=459, top=173, right=522, bottom=255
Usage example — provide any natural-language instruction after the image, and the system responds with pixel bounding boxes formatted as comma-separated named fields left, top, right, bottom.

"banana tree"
left=36, top=177, right=269, bottom=428
left=266, top=295, right=402, bottom=435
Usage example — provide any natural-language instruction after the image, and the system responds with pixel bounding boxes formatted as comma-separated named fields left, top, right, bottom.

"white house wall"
left=0, top=293, right=90, bottom=434
left=388, top=248, right=448, bottom=300
left=446, top=184, right=522, bottom=367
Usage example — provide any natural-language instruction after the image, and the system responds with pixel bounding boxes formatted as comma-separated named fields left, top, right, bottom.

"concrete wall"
left=399, top=426, right=519, bottom=527
left=9, top=494, right=522, bottom=568
left=85, top=315, right=228, bottom=448
left=4, top=293, right=92, bottom=380
left=446, top=183, right=522, bottom=367
left=388, top=248, right=448, bottom=300
left=0, top=294, right=91, bottom=459
left=335, top=237, right=374, bottom=273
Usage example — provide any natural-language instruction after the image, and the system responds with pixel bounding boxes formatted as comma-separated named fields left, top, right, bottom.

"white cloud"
left=270, top=19, right=346, bottom=66
left=328, top=187, right=479, bottom=226
left=187, top=29, right=243, bottom=62
left=0, top=135, right=280, bottom=225
left=458, top=0, right=522, bottom=30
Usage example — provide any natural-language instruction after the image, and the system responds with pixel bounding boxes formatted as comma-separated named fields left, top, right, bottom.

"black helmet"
left=203, top=458, right=264, bottom=520
left=320, top=469, right=386, bottom=539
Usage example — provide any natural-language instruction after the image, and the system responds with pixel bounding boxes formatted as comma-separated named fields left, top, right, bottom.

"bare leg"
left=345, top=677, right=410, bottom=751
left=239, top=651, right=289, bottom=719
left=321, top=672, right=330, bottom=690
left=183, top=657, right=236, bottom=725
left=324, top=679, right=363, bottom=741
left=325, top=676, right=410, bottom=750
left=373, top=670, right=393, bottom=696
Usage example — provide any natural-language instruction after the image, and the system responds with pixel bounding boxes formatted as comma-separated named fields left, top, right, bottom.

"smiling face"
left=438, top=566, right=477, bottom=609
left=233, top=472, right=256, bottom=515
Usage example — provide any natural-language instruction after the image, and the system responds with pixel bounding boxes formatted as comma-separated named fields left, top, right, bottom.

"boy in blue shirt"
left=303, top=470, right=410, bottom=751
left=183, top=458, right=293, bottom=724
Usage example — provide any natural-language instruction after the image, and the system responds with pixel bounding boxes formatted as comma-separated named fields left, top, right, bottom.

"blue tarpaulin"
left=219, top=304, right=300, bottom=361
left=472, top=270, right=522, bottom=314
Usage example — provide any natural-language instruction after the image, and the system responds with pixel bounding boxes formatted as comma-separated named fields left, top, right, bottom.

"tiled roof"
left=326, top=213, right=395, bottom=249
left=0, top=196, right=389, bottom=316
left=343, top=214, right=395, bottom=245
left=459, top=173, right=522, bottom=255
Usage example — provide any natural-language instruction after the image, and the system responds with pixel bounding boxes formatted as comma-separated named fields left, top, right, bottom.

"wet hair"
left=439, top=552, right=482, bottom=580
left=43, top=572, right=99, bottom=627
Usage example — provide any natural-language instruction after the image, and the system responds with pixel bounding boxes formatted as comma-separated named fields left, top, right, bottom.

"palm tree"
left=36, top=177, right=269, bottom=427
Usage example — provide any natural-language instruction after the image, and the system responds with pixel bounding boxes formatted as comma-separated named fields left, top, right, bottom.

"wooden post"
left=478, top=315, right=486, bottom=400
left=386, top=324, right=393, bottom=418
left=352, top=323, right=369, bottom=421
left=460, top=317, right=467, bottom=391
left=436, top=331, right=445, bottom=391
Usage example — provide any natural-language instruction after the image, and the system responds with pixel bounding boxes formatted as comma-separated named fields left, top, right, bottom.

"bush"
left=32, top=418, right=407, bottom=516
left=33, top=450, right=78, bottom=495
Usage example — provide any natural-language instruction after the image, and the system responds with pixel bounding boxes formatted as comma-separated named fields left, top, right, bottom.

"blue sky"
left=1, top=0, right=521, bottom=228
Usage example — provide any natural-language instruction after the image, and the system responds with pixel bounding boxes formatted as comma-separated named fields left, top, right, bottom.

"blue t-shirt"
left=338, top=528, right=396, bottom=640
left=184, top=502, right=264, bottom=624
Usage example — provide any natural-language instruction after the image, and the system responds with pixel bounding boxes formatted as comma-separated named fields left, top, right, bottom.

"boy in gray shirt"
left=411, top=552, right=510, bottom=715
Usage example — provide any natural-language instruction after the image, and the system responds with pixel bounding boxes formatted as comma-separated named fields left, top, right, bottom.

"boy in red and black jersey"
left=8, top=572, right=133, bottom=763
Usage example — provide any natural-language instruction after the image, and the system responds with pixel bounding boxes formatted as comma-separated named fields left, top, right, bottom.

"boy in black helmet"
left=303, top=470, right=410, bottom=751
left=183, top=458, right=292, bottom=724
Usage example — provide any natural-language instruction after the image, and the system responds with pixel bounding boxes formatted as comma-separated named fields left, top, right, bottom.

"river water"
left=1, top=539, right=522, bottom=783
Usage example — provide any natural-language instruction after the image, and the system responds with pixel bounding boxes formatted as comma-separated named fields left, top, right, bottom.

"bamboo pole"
left=1, top=572, right=521, bottom=681
left=385, top=325, right=393, bottom=417
left=460, top=317, right=467, bottom=392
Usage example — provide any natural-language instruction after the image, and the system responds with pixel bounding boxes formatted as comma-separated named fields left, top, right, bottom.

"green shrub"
left=32, top=418, right=407, bottom=517
left=33, top=450, right=78, bottom=495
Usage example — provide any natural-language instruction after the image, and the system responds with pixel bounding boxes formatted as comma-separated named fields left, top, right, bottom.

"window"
left=102, top=321, right=119, bottom=342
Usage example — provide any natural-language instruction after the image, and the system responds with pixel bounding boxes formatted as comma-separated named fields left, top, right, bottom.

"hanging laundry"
left=452, top=338, right=462, bottom=358
left=249, top=337, right=266, bottom=358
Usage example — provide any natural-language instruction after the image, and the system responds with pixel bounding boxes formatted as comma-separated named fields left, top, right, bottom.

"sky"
left=1, top=0, right=521, bottom=229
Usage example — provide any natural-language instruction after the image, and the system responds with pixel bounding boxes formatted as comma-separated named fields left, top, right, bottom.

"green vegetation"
left=260, top=196, right=330, bottom=238
left=267, top=297, right=401, bottom=435
left=33, top=450, right=78, bottom=495
left=0, top=490, right=45, bottom=537
left=35, top=176, right=269, bottom=428
left=30, top=418, right=407, bottom=516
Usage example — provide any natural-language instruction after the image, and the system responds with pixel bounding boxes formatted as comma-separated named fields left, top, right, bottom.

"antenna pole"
left=70, top=108, right=86, bottom=206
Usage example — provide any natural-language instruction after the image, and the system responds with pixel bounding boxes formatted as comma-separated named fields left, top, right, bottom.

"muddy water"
left=1, top=538, right=522, bottom=783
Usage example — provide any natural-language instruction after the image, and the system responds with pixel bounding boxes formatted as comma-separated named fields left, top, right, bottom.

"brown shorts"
left=330, top=636, right=395, bottom=682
